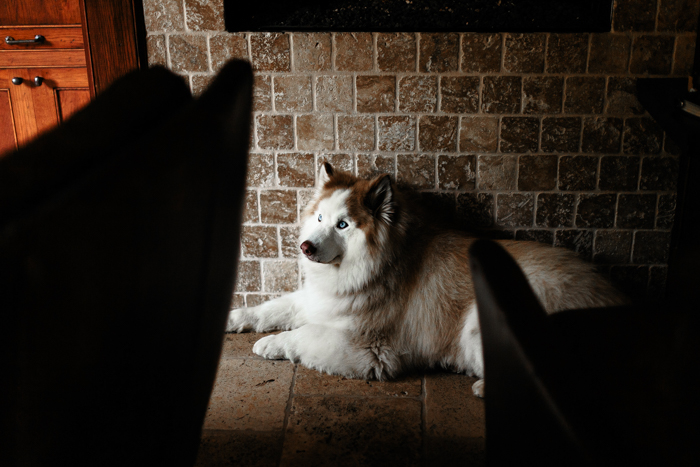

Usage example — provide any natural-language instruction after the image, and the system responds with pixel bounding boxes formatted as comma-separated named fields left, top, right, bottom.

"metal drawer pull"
left=5, top=35, right=45, bottom=45
left=11, top=77, right=23, bottom=85
left=34, top=76, right=43, bottom=86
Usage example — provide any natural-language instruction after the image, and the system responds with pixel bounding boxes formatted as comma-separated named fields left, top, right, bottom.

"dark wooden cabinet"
left=0, top=0, right=145, bottom=157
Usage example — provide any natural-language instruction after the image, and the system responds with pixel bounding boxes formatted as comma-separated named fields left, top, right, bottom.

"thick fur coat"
left=227, top=163, right=627, bottom=395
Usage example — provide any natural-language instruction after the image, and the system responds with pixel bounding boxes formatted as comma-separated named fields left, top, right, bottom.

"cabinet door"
left=0, top=67, right=89, bottom=156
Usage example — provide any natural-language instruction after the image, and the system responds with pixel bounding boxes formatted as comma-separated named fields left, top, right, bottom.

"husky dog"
left=227, top=163, right=627, bottom=396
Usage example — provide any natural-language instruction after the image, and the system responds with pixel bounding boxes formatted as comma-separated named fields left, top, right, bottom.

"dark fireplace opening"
left=224, top=0, right=613, bottom=32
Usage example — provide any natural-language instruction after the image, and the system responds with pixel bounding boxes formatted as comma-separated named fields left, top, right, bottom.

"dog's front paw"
left=472, top=379, right=485, bottom=398
left=253, top=333, right=295, bottom=361
left=226, top=308, right=255, bottom=333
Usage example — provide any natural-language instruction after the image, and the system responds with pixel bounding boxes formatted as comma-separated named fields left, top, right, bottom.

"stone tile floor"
left=195, top=332, right=486, bottom=467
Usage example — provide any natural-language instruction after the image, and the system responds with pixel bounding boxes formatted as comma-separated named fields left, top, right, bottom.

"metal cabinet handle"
left=11, top=77, right=23, bottom=85
left=5, top=35, right=45, bottom=45
left=34, top=76, right=43, bottom=86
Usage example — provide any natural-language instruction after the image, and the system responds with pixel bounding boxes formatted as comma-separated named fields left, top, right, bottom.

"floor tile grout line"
left=277, top=363, right=299, bottom=466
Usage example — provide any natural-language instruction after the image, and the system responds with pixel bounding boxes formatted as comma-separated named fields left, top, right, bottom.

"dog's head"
left=299, top=163, right=399, bottom=289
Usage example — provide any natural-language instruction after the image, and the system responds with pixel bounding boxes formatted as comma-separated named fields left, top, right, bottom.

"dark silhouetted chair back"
left=469, top=239, right=700, bottom=467
left=0, top=60, right=253, bottom=467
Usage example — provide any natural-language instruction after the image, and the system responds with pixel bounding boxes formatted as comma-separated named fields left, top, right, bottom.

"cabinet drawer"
left=0, top=49, right=86, bottom=68
left=1, top=27, right=84, bottom=50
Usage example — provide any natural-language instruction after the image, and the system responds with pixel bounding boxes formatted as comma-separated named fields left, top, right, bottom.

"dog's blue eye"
left=318, top=214, right=322, bottom=222
left=337, top=220, right=348, bottom=229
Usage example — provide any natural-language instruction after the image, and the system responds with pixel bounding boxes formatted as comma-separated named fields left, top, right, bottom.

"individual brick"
left=184, top=0, right=224, bottom=31
left=496, top=194, right=534, bottom=228
left=588, top=34, right=631, bottom=74
left=334, top=32, right=373, bottom=71
left=515, top=230, right=554, bottom=244
left=617, top=194, right=657, bottom=228
left=378, top=116, right=416, bottom=151
left=356, top=76, right=396, bottom=113
left=460, top=117, right=499, bottom=153
left=522, top=77, right=563, bottom=114
left=260, top=190, right=297, bottom=224
left=500, top=117, right=539, bottom=153
left=546, top=34, right=588, bottom=73
left=245, top=294, right=280, bottom=307
left=673, top=34, right=697, bottom=75
left=191, top=75, right=215, bottom=97
left=593, top=231, right=633, bottom=264
left=293, top=33, right=331, bottom=71
left=599, top=155, right=640, bottom=191
left=456, top=193, right=494, bottom=228
left=559, top=155, right=598, bottom=191
left=357, top=154, right=395, bottom=179
left=210, top=33, right=247, bottom=72
left=564, top=77, right=605, bottom=114
left=277, top=153, right=315, bottom=187
left=623, top=118, right=663, bottom=155
left=377, top=33, right=417, bottom=72
left=419, top=116, right=458, bottom=152
left=581, top=117, right=623, bottom=153
left=657, top=194, right=676, bottom=229
left=541, top=117, right=581, bottom=153
left=250, top=33, right=291, bottom=72
left=536, top=193, right=575, bottom=228
left=338, top=116, right=375, bottom=151
left=478, top=155, right=517, bottom=191
left=281, top=226, right=301, bottom=258
left=241, top=226, right=278, bottom=258
left=461, top=33, right=502, bottom=72
left=503, top=34, right=545, bottom=73
left=146, top=35, right=167, bottom=67
left=606, top=78, right=644, bottom=115
left=518, top=155, right=557, bottom=191
left=297, top=115, right=334, bottom=151
left=576, top=194, right=617, bottom=228
left=657, top=0, right=700, bottom=32
left=169, top=34, right=208, bottom=72
left=397, top=154, right=435, bottom=189
left=243, top=190, right=259, bottom=223
left=633, top=231, right=671, bottom=263
left=316, top=75, right=353, bottom=113
left=252, top=75, right=272, bottom=112
left=143, top=0, right=184, bottom=31
left=247, top=153, right=275, bottom=188
left=256, top=115, right=294, bottom=150
left=398, top=76, right=437, bottom=113
left=481, top=76, right=521, bottom=114
left=555, top=229, right=594, bottom=260
left=235, top=261, right=262, bottom=292
left=612, top=0, right=658, bottom=31
left=230, top=294, right=245, bottom=309
left=640, top=156, right=679, bottom=190
left=440, top=77, right=479, bottom=114
left=438, top=155, right=476, bottom=190
left=318, top=154, right=354, bottom=174
left=630, top=35, right=675, bottom=75
left=273, top=76, right=312, bottom=112
left=420, top=33, right=459, bottom=72
left=263, top=261, right=298, bottom=293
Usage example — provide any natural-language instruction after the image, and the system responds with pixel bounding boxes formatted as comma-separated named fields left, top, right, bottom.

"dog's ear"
left=318, top=162, right=334, bottom=188
left=365, top=174, right=394, bottom=224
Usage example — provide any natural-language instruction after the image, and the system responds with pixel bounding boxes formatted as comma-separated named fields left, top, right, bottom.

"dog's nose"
left=300, top=241, right=316, bottom=256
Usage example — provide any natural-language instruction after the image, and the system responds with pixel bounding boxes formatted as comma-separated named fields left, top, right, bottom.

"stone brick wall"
left=143, top=0, right=698, bottom=304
